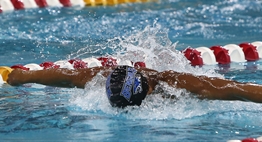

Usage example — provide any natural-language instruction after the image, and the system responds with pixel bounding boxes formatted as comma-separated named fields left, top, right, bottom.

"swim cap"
left=106, top=66, right=149, bottom=108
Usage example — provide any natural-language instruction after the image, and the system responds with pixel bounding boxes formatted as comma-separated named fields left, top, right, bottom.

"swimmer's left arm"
left=157, top=70, right=262, bottom=103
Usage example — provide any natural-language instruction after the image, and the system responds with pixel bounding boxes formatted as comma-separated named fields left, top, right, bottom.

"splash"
left=70, top=75, right=262, bottom=120
left=70, top=74, right=210, bottom=120
left=114, top=24, right=222, bottom=77
left=69, top=25, right=243, bottom=120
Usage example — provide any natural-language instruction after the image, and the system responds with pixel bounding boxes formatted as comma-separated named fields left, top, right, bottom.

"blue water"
left=1, top=0, right=262, bottom=141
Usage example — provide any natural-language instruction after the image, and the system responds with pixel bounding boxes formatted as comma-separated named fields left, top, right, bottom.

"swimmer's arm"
left=157, top=70, right=262, bottom=103
left=7, top=67, right=113, bottom=88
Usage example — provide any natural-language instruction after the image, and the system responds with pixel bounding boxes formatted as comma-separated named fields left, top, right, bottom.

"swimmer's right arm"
left=157, top=70, right=262, bottom=103
left=7, top=67, right=114, bottom=88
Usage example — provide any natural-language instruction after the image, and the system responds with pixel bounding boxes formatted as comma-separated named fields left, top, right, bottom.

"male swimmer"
left=7, top=65, right=262, bottom=107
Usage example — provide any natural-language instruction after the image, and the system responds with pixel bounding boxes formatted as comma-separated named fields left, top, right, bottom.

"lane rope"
left=1, top=41, right=262, bottom=82
left=227, top=136, right=262, bottom=142
left=0, top=57, right=146, bottom=83
left=0, top=0, right=153, bottom=13
left=183, top=41, right=262, bottom=66
left=1, top=41, right=262, bottom=83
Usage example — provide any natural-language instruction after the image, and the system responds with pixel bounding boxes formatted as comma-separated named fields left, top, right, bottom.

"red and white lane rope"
left=183, top=41, right=262, bottom=66
left=1, top=41, right=262, bottom=82
left=0, top=57, right=146, bottom=83
left=227, top=136, right=262, bottom=142
left=9, top=57, right=146, bottom=70
left=0, top=0, right=152, bottom=13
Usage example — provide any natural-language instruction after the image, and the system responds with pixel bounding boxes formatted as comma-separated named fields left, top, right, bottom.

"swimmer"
left=7, top=65, right=262, bottom=107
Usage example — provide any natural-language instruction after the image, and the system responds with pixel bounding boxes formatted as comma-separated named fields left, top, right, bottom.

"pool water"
left=1, top=0, right=262, bottom=141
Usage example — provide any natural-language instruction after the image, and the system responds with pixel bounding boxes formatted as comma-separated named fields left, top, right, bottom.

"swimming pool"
left=1, top=0, right=262, bottom=141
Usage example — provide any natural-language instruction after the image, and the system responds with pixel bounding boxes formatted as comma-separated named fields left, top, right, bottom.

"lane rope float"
left=1, top=41, right=262, bottom=83
left=0, top=0, right=154, bottom=13
left=183, top=41, right=262, bottom=66
left=0, top=66, right=13, bottom=83
left=227, top=136, right=262, bottom=142
left=0, top=57, right=146, bottom=84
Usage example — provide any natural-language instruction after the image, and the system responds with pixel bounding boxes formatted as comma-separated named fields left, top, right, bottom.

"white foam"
left=117, top=59, right=133, bottom=66
left=70, top=25, right=262, bottom=120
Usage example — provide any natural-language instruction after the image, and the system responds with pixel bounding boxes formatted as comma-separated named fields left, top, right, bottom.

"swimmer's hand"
left=7, top=69, right=28, bottom=86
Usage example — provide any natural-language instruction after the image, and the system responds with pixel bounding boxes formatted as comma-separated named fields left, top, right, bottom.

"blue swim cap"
left=106, top=66, right=149, bottom=108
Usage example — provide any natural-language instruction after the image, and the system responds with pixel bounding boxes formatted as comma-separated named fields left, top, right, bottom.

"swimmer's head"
left=106, top=66, right=149, bottom=108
